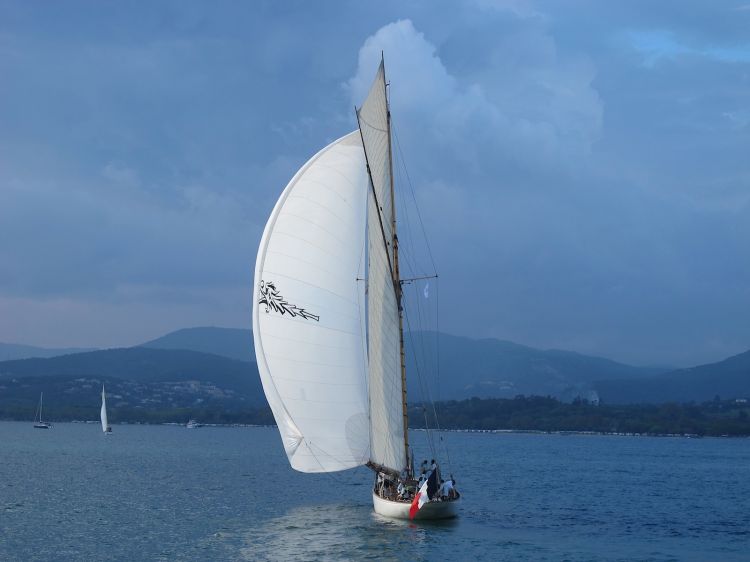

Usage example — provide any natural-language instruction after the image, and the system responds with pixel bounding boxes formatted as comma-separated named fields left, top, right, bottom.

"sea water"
left=0, top=422, right=747, bottom=561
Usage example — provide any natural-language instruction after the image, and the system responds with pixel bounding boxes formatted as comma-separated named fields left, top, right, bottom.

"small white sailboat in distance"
left=253, top=57, right=459, bottom=520
left=101, top=385, right=112, bottom=433
left=33, top=392, right=52, bottom=429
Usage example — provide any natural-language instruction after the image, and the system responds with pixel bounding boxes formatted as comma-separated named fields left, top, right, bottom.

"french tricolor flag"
left=409, top=469, right=438, bottom=519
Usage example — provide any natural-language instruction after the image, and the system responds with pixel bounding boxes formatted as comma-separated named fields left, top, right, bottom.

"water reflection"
left=237, top=503, right=456, bottom=561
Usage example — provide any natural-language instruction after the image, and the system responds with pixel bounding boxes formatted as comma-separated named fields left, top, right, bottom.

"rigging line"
left=355, top=108, right=399, bottom=301
left=392, top=123, right=437, bottom=274
left=407, top=313, right=429, bottom=429
left=389, top=96, right=446, bottom=470
left=390, top=127, right=430, bottom=390
left=403, top=289, right=447, bottom=463
left=402, top=298, right=439, bottom=459
left=392, top=150, right=421, bottom=277
left=392, top=123, right=433, bottom=278
left=392, top=134, right=425, bottom=280
left=394, top=155, right=429, bottom=290
left=435, top=279, right=453, bottom=476
left=401, top=274, right=439, bottom=283
left=402, top=295, right=430, bottom=413
left=407, top=281, right=430, bottom=409
left=390, top=150, right=437, bottom=416
left=391, top=137, right=435, bottom=438
left=434, top=280, right=442, bottom=410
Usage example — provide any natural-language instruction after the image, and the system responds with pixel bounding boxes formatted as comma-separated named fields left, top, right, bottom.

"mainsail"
left=254, top=60, right=406, bottom=475
left=357, top=61, right=407, bottom=473
left=101, top=385, right=108, bottom=433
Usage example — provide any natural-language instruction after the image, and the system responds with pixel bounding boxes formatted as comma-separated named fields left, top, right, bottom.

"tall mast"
left=382, top=58, right=411, bottom=467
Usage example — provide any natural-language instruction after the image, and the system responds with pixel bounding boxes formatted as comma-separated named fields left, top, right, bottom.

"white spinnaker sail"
left=253, top=131, right=371, bottom=473
left=358, top=61, right=407, bottom=473
left=100, top=385, right=108, bottom=432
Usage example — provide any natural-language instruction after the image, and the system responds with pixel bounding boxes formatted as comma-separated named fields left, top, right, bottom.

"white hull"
left=372, top=492, right=459, bottom=520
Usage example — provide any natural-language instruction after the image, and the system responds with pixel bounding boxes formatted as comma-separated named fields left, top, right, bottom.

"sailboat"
left=253, top=59, right=459, bottom=520
left=33, top=392, right=52, bottom=429
left=100, top=385, right=112, bottom=433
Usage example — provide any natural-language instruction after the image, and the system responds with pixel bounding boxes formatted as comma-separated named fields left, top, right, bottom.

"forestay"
left=253, top=131, right=371, bottom=473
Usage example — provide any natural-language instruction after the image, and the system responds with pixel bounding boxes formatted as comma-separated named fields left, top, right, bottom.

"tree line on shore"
left=2, top=395, right=748, bottom=436
left=410, top=395, right=750, bottom=436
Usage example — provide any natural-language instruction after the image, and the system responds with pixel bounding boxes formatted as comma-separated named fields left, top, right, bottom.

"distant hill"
left=0, top=342, right=95, bottom=361
left=403, top=331, right=663, bottom=402
left=595, top=349, right=750, bottom=404
left=140, top=327, right=254, bottom=362
left=5, top=327, right=742, bottom=415
left=0, top=347, right=266, bottom=419
left=141, top=327, right=663, bottom=402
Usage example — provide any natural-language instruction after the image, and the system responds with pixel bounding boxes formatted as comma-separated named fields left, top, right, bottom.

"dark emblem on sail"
left=258, top=281, right=320, bottom=322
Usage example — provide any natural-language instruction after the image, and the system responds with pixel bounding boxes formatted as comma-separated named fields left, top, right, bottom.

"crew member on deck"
left=449, top=477, right=458, bottom=499
left=439, top=478, right=454, bottom=499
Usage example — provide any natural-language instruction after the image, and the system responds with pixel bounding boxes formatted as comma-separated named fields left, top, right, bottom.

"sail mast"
left=382, top=58, right=410, bottom=467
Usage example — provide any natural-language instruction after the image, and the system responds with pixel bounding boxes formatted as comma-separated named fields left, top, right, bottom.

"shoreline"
left=3, top=419, right=748, bottom=438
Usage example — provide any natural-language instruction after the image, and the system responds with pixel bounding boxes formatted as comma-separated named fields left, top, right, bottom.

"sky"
left=1, top=0, right=748, bottom=367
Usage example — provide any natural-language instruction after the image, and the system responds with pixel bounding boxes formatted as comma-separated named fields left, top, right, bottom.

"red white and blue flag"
left=409, top=469, right=438, bottom=519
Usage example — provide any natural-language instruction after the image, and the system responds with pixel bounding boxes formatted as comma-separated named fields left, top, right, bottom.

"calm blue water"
left=1, top=422, right=748, bottom=561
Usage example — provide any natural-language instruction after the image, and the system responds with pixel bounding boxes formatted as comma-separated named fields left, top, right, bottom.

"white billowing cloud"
left=347, top=20, right=455, bottom=110
left=346, top=19, right=602, bottom=175
left=343, top=18, right=606, bottom=256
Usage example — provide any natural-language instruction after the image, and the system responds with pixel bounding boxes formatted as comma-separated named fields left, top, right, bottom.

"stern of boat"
left=372, top=492, right=459, bottom=520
